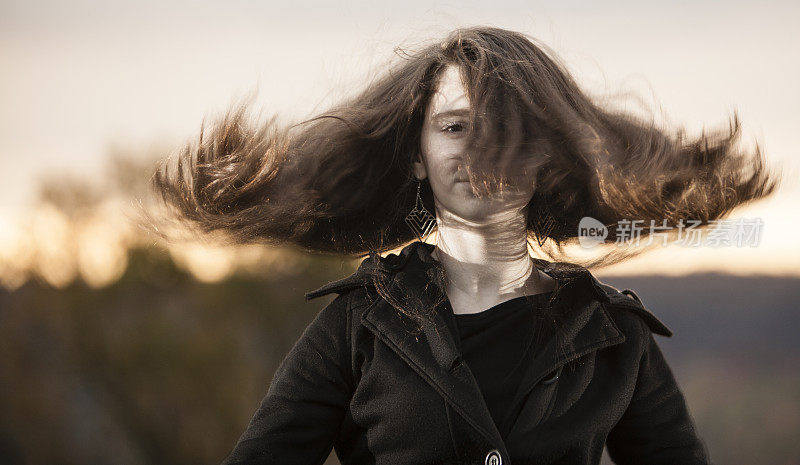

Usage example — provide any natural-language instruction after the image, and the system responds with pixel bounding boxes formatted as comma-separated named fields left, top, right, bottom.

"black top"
left=443, top=292, right=554, bottom=433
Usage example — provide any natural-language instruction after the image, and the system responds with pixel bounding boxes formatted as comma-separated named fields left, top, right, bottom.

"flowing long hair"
left=145, top=26, right=781, bottom=311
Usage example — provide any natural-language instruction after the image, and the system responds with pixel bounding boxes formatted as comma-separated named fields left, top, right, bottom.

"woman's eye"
left=442, top=122, right=468, bottom=133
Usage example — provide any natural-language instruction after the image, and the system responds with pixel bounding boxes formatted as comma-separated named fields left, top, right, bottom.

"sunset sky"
left=1, top=0, right=798, bottom=278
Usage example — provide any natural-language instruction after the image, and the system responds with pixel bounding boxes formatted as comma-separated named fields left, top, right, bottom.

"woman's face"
left=414, top=64, right=536, bottom=223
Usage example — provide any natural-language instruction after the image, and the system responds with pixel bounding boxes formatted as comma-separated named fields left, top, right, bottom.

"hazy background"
left=1, top=1, right=798, bottom=464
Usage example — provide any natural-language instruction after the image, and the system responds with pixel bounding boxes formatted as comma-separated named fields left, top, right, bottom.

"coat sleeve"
left=220, top=293, right=354, bottom=465
left=605, top=323, right=711, bottom=465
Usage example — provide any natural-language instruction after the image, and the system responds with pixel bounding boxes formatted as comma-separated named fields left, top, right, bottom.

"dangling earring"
left=533, top=208, right=556, bottom=246
left=405, top=179, right=437, bottom=242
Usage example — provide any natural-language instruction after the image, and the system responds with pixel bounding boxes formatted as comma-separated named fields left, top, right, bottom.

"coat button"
left=485, top=449, right=502, bottom=465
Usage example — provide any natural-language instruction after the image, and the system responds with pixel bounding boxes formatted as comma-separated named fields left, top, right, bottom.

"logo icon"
left=578, top=216, right=607, bottom=248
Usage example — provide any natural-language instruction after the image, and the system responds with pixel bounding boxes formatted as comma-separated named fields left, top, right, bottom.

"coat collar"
left=304, top=241, right=651, bottom=456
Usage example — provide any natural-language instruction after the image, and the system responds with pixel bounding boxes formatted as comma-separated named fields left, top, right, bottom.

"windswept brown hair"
left=147, top=26, right=781, bottom=269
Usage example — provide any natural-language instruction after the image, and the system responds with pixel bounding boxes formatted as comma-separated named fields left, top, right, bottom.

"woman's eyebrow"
left=430, top=108, right=470, bottom=121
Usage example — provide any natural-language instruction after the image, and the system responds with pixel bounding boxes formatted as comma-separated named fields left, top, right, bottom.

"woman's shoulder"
left=595, top=282, right=674, bottom=339
left=303, top=272, right=377, bottom=334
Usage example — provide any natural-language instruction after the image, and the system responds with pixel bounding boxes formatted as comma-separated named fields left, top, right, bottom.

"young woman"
left=150, top=26, right=779, bottom=464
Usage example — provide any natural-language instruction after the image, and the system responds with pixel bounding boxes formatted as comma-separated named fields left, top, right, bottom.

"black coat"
left=221, top=241, right=710, bottom=464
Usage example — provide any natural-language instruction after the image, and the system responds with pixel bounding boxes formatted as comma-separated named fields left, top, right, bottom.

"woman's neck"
left=431, top=209, right=556, bottom=315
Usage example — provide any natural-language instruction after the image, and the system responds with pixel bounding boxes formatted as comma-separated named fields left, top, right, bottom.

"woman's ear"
left=412, top=152, right=428, bottom=181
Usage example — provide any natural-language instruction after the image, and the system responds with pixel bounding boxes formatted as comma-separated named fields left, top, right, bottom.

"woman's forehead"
left=427, top=64, right=470, bottom=121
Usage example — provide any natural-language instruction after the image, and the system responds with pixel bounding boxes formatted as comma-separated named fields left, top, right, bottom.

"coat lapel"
left=497, top=289, right=625, bottom=438
left=360, top=242, right=510, bottom=456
